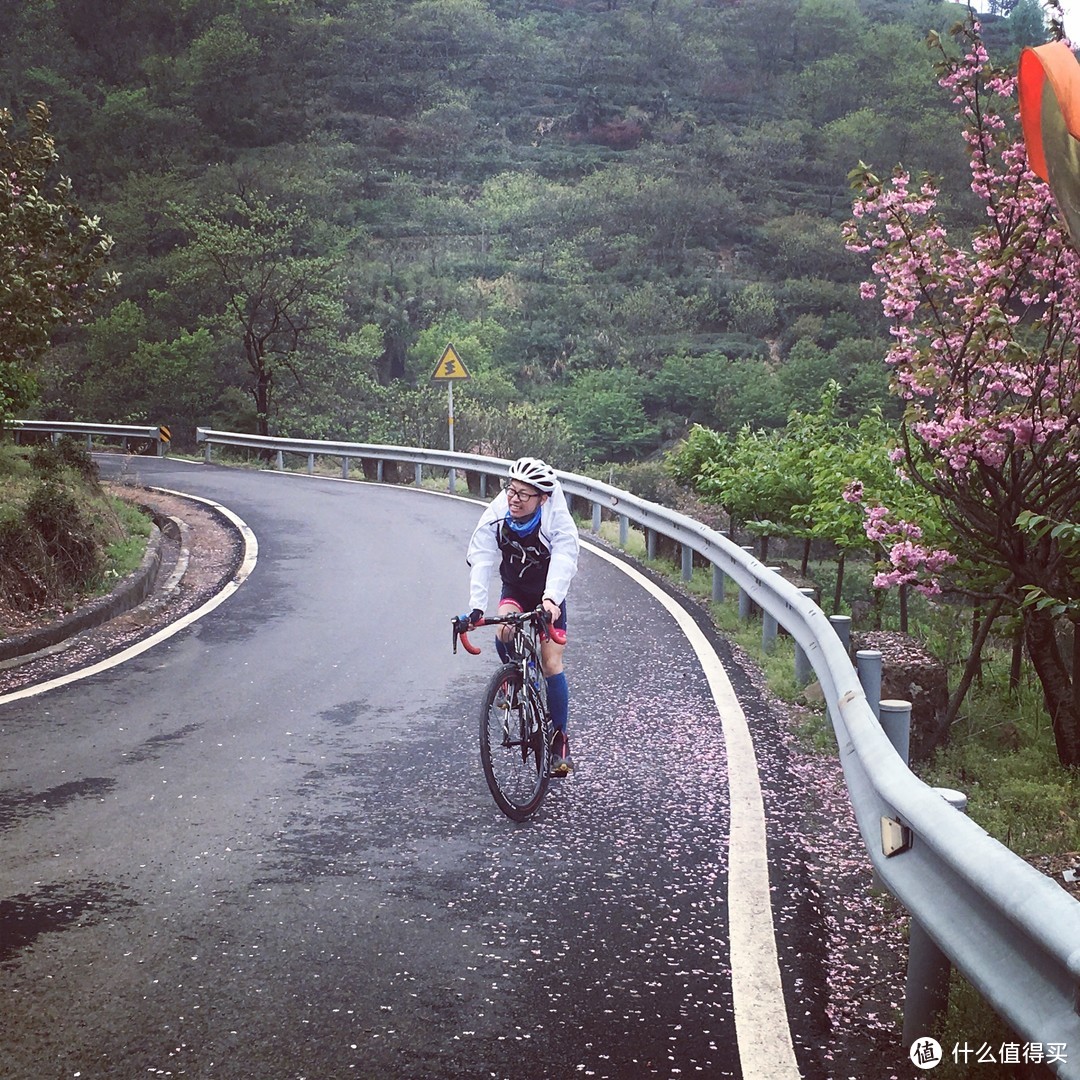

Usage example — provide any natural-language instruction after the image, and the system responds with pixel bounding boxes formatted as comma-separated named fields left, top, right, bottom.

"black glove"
left=468, top=608, right=484, bottom=627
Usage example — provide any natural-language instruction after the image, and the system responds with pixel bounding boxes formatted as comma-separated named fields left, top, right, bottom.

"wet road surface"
left=0, top=458, right=893, bottom=1079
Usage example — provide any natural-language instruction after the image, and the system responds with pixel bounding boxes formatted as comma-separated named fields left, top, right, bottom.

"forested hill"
left=1, top=0, right=1051, bottom=464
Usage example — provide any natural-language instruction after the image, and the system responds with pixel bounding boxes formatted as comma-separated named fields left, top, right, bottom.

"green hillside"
left=0, top=0, right=1049, bottom=462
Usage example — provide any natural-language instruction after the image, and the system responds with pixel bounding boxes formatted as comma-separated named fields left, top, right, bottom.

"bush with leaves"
left=0, top=441, right=119, bottom=610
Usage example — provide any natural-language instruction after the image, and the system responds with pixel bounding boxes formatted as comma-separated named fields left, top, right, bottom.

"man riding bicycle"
left=466, top=457, right=580, bottom=774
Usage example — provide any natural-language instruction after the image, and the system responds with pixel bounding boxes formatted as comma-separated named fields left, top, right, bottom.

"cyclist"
left=466, top=457, right=580, bottom=774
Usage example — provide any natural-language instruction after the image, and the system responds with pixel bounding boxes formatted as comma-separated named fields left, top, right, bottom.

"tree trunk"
left=254, top=368, right=272, bottom=437
left=1009, top=629, right=1023, bottom=696
left=380, top=329, right=408, bottom=384
left=1024, top=606, right=1080, bottom=768
left=945, top=595, right=1005, bottom=728
left=833, top=550, right=846, bottom=615
left=244, top=331, right=272, bottom=437
left=1074, top=620, right=1080, bottom=716
left=971, top=604, right=983, bottom=687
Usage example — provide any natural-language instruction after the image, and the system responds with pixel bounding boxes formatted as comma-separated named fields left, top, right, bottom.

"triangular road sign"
left=431, top=343, right=471, bottom=380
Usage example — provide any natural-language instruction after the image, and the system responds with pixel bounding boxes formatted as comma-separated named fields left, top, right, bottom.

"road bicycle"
left=452, top=607, right=567, bottom=821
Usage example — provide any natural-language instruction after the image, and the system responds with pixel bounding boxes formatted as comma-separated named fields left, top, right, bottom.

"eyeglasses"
left=505, top=484, right=541, bottom=503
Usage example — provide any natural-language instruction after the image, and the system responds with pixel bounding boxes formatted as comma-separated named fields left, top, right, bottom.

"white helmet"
left=507, top=456, right=556, bottom=494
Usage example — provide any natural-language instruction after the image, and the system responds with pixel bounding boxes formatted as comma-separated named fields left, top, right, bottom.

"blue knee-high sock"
left=546, top=672, right=568, bottom=734
left=495, top=638, right=510, bottom=663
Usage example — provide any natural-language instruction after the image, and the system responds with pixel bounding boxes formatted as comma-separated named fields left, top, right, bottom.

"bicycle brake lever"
left=535, top=606, right=567, bottom=646
left=452, top=615, right=482, bottom=656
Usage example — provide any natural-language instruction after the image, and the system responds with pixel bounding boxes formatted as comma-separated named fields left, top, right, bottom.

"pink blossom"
left=844, top=19, right=1080, bottom=599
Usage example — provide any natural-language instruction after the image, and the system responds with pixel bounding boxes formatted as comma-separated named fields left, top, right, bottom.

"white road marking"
left=583, top=541, right=802, bottom=1079
left=0, top=489, right=257, bottom=706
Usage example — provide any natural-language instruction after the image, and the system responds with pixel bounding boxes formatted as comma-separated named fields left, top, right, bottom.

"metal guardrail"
left=11, top=419, right=169, bottom=455
left=193, top=426, right=1080, bottom=1072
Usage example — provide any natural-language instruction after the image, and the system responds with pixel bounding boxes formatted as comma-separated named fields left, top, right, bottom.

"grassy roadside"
left=0, top=440, right=152, bottom=638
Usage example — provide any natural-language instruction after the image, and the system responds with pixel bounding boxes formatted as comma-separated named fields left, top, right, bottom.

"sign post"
left=430, top=343, right=471, bottom=493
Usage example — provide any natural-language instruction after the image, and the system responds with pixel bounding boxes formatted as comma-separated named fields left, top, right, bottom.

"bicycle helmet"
left=507, top=457, right=557, bottom=494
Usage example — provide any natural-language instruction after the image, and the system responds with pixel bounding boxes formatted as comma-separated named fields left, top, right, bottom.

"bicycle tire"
left=479, top=662, right=550, bottom=821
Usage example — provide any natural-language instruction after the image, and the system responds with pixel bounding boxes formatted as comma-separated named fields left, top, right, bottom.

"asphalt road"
left=0, top=457, right=851, bottom=1079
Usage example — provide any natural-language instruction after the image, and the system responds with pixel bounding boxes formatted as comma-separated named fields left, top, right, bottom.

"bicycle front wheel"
left=479, top=662, right=550, bottom=821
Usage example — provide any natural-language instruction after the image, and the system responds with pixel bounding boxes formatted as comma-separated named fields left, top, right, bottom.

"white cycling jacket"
left=466, top=480, right=580, bottom=613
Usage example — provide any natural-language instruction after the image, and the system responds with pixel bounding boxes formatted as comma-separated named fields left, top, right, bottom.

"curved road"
left=0, top=457, right=843, bottom=1079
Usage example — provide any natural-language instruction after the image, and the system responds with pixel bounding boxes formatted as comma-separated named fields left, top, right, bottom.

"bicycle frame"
left=452, top=607, right=564, bottom=820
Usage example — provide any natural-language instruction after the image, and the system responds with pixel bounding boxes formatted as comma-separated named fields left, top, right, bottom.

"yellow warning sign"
left=431, top=343, right=471, bottom=380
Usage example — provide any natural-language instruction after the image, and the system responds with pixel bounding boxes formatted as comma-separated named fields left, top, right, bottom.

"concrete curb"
left=0, top=511, right=174, bottom=663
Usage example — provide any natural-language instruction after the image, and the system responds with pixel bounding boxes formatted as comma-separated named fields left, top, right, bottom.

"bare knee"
left=541, top=641, right=565, bottom=677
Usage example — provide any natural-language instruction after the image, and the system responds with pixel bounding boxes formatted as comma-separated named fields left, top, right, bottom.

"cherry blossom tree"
left=843, top=21, right=1080, bottom=765
left=0, top=102, right=118, bottom=425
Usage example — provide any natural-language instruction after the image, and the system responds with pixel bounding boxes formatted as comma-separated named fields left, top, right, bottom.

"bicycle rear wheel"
left=479, top=662, right=550, bottom=821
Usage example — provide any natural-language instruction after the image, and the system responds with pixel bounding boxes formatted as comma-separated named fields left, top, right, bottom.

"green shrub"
left=0, top=440, right=127, bottom=613
left=31, top=438, right=99, bottom=482
left=24, top=479, right=102, bottom=589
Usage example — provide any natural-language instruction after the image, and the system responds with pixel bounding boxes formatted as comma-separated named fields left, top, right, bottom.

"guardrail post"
left=902, top=789, right=969, bottom=1046
left=204, top=441, right=213, bottom=464
left=307, top=453, right=315, bottom=475
left=275, top=450, right=284, bottom=470
left=761, top=566, right=782, bottom=651
left=904, top=922, right=951, bottom=1046
left=377, top=460, right=384, bottom=483
left=448, top=467, right=456, bottom=494
left=856, top=649, right=883, bottom=721
left=592, top=502, right=601, bottom=534
left=414, top=463, right=422, bottom=486
left=794, top=588, right=815, bottom=685
left=712, top=564, right=725, bottom=603
left=341, top=456, right=349, bottom=479
left=647, top=528, right=657, bottom=560
left=830, top=614, right=852, bottom=656
left=878, top=699, right=911, bottom=764
left=619, top=514, right=628, bottom=548
left=680, top=545, right=692, bottom=582
left=479, top=473, right=486, bottom=498
left=738, top=546, right=755, bottom=620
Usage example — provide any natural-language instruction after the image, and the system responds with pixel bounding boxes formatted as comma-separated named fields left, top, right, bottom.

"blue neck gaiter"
left=504, top=506, right=542, bottom=535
